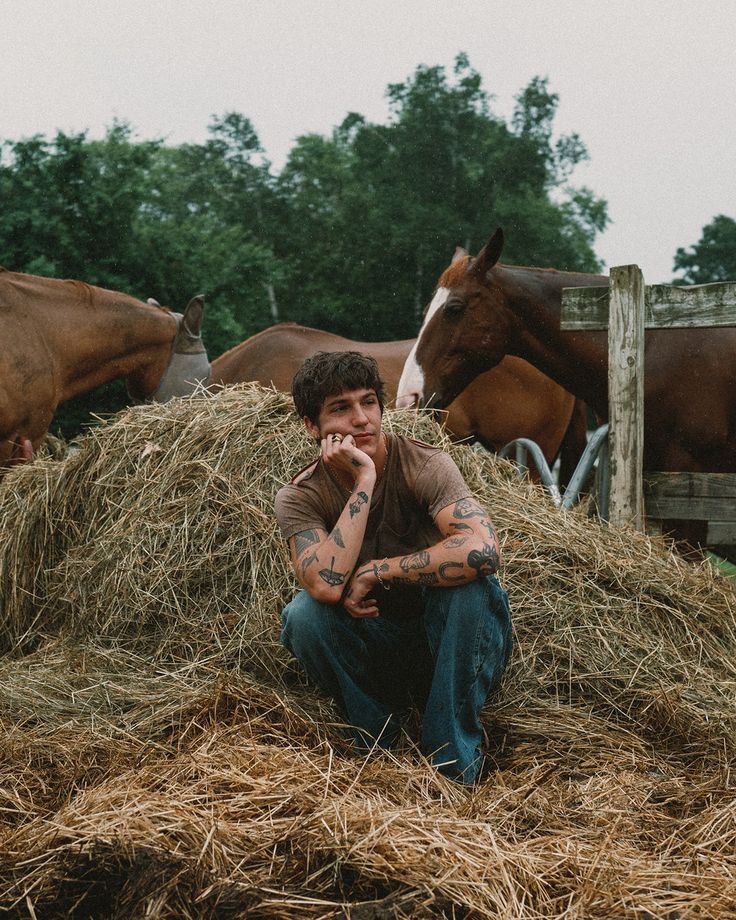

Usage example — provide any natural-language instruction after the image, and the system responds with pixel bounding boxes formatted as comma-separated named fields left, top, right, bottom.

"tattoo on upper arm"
left=480, top=518, right=497, bottom=540
left=399, top=550, right=430, bottom=572
left=448, top=521, right=473, bottom=533
left=301, top=551, right=318, bottom=575
left=332, top=526, right=345, bottom=548
left=453, top=498, right=485, bottom=519
left=294, top=529, right=320, bottom=557
left=349, top=491, right=369, bottom=518
left=319, top=556, right=346, bottom=587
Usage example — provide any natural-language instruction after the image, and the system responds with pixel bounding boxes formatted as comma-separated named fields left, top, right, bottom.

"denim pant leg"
left=421, top=575, right=512, bottom=784
left=281, top=590, right=417, bottom=750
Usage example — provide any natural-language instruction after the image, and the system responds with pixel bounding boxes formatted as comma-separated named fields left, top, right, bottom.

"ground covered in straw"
left=1, top=384, right=735, bottom=919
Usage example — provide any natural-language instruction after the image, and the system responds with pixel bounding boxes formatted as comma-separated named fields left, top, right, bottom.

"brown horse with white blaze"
left=210, top=322, right=588, bottom=480
left=0, top=268, right=210, bottom=465
left=409, top=228, right=736, bottom=555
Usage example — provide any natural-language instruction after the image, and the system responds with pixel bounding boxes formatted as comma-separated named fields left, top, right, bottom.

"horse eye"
left=444, top=297, right=465, bottom=317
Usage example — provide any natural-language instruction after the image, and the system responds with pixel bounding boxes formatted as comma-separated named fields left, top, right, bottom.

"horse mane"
left=438, top=254, right=605, bottom=289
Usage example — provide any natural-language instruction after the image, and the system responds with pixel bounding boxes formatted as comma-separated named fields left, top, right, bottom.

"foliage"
left=274, top=59, right=608, bottom=340
left=673, top=214, right=736, bottom=283
left=0, top=54, right=609, bottom=436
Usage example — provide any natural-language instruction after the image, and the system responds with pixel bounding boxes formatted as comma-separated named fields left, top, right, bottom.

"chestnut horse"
left=0, top=268, right=210, bottom=465
left=210, top=322, right=588, bottom=481
left=404, top=228, right=736, bottom=556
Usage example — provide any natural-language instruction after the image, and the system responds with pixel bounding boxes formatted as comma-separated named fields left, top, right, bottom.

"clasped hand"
left=342, top=564, right=380, bottom=618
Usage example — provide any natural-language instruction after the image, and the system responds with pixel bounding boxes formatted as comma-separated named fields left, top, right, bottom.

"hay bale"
left=1, top=383, right=735, bottom=917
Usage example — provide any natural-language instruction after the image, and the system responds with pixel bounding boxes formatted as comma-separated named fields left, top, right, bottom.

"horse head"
left=398, top=229, right=515, bottom=411
left=127, top=295, right=211, bottom=402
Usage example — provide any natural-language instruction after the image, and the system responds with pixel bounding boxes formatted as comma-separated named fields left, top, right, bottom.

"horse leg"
left=8, top=437, right=34, bottom=466
left=557, top=399, right=590, bottom=490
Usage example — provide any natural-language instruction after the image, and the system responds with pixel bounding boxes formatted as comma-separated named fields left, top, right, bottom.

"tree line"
left=0, top=54, right=731, bottom=437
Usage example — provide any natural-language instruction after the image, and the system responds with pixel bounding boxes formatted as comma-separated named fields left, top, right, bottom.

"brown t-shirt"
left=275, top=435, right=472, bottom=614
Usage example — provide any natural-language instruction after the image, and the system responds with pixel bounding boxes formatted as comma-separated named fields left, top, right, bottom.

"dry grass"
left=0, top=383, right=734, bottom=918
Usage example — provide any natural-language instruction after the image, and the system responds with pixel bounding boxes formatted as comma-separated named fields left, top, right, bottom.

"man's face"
left=305, top=387, right=383, bottom=456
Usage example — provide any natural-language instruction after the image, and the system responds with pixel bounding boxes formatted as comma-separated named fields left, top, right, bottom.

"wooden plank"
left=707, top=522, right=736, bottom=544
left=644, top=472, right=736, bottom=520
left=607, top=265, right=644, bottom=530
left=647, top=282, right=736, bottom=327
left=561, top=285, right=611, bottom=330
left=561, top=280, right=736, bottom=330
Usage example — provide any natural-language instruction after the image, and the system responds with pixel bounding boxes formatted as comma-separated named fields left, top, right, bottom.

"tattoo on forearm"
left=294, top=529, right=320, bottom=557
left=332, top=526, right=345, bottom=548
left=442, top=535, right=468, bottom=548
left=301, top=551, right=318, bottom=575
left=387, top=571, right=437, bottom=586
left=467, top=543, right=500, bottom=576
left=349, top=491, right=369, bottom=518
left=453, top=498, right=485, bottom=519
left=480, top=518, right=497, bottom=540
left=319, top=556, right=347, bottom=587
left=439, top=560, right=466, bottom=582
left=399, top=550, right=430, bottom=572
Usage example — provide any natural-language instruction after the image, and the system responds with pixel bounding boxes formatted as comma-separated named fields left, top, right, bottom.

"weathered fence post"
left=561, top=271, right=736, bottom=550
left=608, top=265, right=645, bottom=530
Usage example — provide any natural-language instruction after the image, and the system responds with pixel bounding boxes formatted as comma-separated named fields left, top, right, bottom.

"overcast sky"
left=2, top=0, right=734, bottom=283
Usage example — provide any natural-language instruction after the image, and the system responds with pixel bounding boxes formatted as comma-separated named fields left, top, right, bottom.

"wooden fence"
left=561, top=268, right=736, bottom=544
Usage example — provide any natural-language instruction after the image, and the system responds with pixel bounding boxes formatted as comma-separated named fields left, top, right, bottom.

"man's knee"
left=429, top=575, right=508, bottom=620
left=281, top=591, right=333, bottom=654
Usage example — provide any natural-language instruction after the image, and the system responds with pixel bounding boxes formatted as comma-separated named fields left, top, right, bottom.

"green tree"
left=272, top=55, right=608, bottom=341
left=673, top=215, right=736, bottom=283
left=0, top=122, right=160, bottom=289
left=136, top=113, right=283, bottom=359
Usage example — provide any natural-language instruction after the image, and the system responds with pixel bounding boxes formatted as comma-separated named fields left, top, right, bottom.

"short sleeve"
left=413, top=451, right=473, bottom=520
left=274, top=485, right=329, bottom=543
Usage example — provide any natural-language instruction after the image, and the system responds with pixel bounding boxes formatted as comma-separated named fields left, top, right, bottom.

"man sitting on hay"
left=275, top=351, right=512, bottom=784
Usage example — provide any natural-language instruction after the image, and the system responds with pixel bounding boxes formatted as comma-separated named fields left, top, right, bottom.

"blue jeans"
left=280, top=576, right=512, bottom=783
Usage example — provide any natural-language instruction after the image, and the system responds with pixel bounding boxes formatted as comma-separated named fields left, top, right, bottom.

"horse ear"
left=147, top=297, right=161, bottom=306
left=451, top=246, right=469, bottom=265
left=469, top=228, right=504, bottom=279
left=183, top=295, right=205, bottom=335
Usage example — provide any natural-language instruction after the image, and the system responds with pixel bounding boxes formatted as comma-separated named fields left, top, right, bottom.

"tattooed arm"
left=287, top=466, right=377, bottom=608
left=343, top=497, right=501, bottom=605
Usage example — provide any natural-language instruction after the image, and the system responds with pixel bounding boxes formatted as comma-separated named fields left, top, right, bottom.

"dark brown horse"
left=210, top=322, right=588, bottom=479
left=407, top=229, right=736, bottom=554
left=0, top=268, right=210, bottom=465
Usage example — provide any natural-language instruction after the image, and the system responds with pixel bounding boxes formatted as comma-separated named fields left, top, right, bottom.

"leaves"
left=673, top=214, right=736, bottom=283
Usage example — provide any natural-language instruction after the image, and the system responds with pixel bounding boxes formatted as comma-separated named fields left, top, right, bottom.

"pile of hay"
left=1, top=383, right=735, bottom=918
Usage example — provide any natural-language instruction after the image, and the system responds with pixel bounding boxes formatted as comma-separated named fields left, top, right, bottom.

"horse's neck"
left=504, top=266, right=610, bottom=414
left=35, top=278, right=174, bottom=397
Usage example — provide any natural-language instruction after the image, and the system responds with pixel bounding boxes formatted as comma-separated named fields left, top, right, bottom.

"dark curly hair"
left=291, top=351, right=385, bottom=423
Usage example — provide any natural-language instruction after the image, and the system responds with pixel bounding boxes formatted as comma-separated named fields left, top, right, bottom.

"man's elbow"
left=467, top=537, right=501, bottom=577
left=305, top=581, right=343, bottom=606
